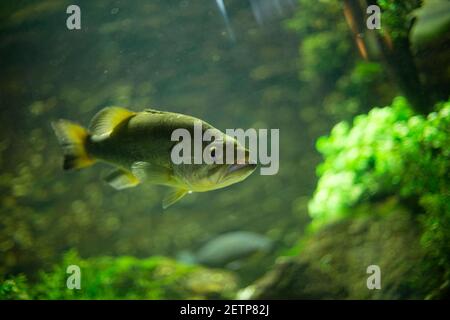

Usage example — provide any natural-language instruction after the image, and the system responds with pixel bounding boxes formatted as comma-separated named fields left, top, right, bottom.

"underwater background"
left=0, top=0, right=449, bottom=299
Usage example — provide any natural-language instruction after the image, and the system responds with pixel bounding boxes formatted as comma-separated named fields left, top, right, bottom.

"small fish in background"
left=51, top=107, right=256, bottom=208
left=177, top=231, right=274, bottom=268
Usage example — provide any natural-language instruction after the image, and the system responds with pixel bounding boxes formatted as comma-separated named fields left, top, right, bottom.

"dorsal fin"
left=143, top=108, right=165, bottom=114
left=89, top=107, right=136, bottom=138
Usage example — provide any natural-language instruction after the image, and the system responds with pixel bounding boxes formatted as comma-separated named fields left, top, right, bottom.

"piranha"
left=51, top=107, right=256, bottom=208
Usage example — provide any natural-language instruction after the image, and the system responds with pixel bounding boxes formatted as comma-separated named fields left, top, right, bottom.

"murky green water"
left=1, top=0, right=316, bottom=278
left=1, top=0, right=449, bottom=299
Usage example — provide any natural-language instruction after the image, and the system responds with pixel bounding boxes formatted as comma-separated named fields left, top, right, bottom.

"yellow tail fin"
left=51, top=120, right=95, bottom=170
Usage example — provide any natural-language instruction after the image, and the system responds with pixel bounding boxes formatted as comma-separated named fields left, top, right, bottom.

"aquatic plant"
left=1, top=251, right=238, bottom=300
left=309, top=97, right=450, bottom=297
left=0, top=275, right=30, bottom=300
left=309, top=97, right=449, bottom=225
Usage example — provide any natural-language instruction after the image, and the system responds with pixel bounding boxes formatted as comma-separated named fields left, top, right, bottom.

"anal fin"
left=163, top=188, right=189, bottom=209
left=104, top=169, right=140, bottom=190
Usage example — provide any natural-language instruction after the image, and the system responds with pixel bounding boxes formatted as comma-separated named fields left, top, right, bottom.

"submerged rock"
left=242, top=198, right=443, bottom=299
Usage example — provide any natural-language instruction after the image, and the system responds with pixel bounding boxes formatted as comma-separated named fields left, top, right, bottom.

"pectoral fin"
left=163, top=188, right=189, bottom=209
left=104, top=169, right=140, bottom=190
left=131, top=161, right=171, bottom=184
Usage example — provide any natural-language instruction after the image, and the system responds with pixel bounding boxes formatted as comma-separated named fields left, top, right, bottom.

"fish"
left=177, top=231, right=274, bottom=268
left=51, top=107, right=257, bottom=208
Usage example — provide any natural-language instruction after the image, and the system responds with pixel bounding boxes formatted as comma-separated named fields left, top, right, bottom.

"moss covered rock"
left=242, top=197, right=447, bottom=299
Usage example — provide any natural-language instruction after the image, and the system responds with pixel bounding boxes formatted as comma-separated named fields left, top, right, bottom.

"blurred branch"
left=343, top=0, right=431, bottom=114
